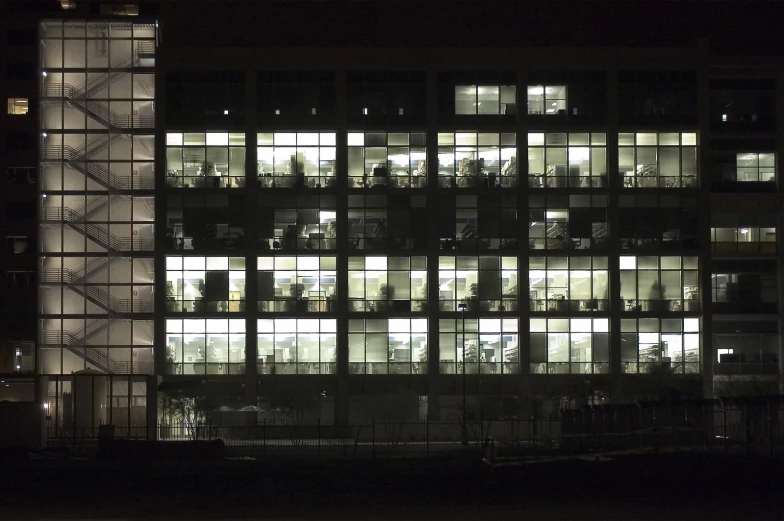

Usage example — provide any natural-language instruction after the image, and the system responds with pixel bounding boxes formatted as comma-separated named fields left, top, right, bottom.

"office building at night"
left=2, top=0, right=783, bottom=441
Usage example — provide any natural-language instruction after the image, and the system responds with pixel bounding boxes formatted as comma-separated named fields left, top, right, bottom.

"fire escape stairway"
left=40, top=205, right=153, bottom=252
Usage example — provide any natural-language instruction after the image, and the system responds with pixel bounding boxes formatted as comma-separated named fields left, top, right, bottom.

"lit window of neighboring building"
left=735, top=153, right=775, bottom=183
left=529, top=257, right=609, bottom=313
left=166, top=256, right=246, bottom=313
left=258, top=256, right=336, bottom=312
left=619, top=256, right=700, bottom=313
left=438, top=256, right=518, bottom=312
left=7, top=98, right=28, bottom=115
left=257, top=132, right=336, bottom=188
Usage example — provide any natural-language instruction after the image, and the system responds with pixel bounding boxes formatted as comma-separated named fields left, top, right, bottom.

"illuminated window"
left=60, top=0, right=76, bottom=10
left=455, top=85, right=516, bottom=115
left=735, top=153, right=775, bottom=183
left=621, top=318, right=700, bottom=374
left=530, top=318, right=610, bottom=374
left=258, top=319, right=336, bottom=375
left=7, top=98, right=28, bottom=115
left=166, top=319, right=246, bottom=375
left=529, top=257, right=609, bottom=313
left=257, top=132, right=336, bottom=188
left=165, top=257, right=246, bottom=313
left=348, top=318, right=428, bottom=375
left=347, top=132, right=426, bottom=188
left=527, top=85, right=567, bottom=115
left=619, top=132, right=698, bottom=188
left=437, top=132, right=517, bottom=188
left=711, top=212, right=776, bottom=254
left=438, top=256, right=518, bottom=312
left=527, top=132, right=607, bottom=188
left=166, top=133, right=246, bottom=188
left=439, top=318, right=519, bottom=375
left=348, top=256, right=427, bottom=312
left=619, top=256, right=700, bottom=313
left=258, top=256, right=336, bottom=312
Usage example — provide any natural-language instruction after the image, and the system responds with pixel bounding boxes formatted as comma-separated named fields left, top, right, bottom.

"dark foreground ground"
left=2, top=451, right=783, bottom=520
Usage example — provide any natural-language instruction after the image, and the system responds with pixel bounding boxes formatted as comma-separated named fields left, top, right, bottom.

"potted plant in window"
left=467, top=283, right=480, bottom=312
left=649, top=281, right=666, bottom=312
left=288, top=283, right=307, bottom=312
left=377, top=284, right=389, bottom=312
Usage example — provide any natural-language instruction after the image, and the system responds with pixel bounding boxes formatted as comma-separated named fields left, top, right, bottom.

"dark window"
left=711, top=81, right=776, bottom=132
left=166, top=71, right=245, bottom=127
left=7, top=29, right=37, bottom=46
left=7, top=167, right=36, bottom=184
left=619, top=194, right=699, bottom=250
left=6, top=62, right=36, bottom=81
left=258, top=72, right=335, bottom=125
left=6, top=236, right=32, bottom=254
left=528, top=72, right=606, bottom=124
left=7, top=133, right=35, bottom=151
left=712, top=260, right=778, bottom=314
left=348, top=71, right=426, bottom=125
left=619, top=71, right=696, bottom=125
left=6, top=271, right=35, bottom=288
left=166, top=195, right=246, bottom=251
left=6, top=202, right=35, bottom=219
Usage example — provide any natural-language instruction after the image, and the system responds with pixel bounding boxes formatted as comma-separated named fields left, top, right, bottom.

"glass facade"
left=527, top=132, right=607, bottom=188
left=619, top=132, right=698, bottom=188
left=257, top=132, right=336, bottom=188
left=348, top=132, right=427, bottom=188
left=32, top=16, right=783, bottom=430
left=437, top=132, right=517, bottom=188
left=39, top=21, right=156, bottom=376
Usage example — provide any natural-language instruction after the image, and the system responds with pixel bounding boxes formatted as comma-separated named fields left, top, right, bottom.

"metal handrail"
left=41, top=207, right=154, bottom=251
left=43, top=83, right=155, bottom=129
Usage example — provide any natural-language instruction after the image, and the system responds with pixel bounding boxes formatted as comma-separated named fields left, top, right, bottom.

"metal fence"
left=44, top=396, right=784, bottom=460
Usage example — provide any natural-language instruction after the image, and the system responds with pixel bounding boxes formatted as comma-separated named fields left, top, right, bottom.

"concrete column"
left=777, top=68, right=784, bottom=394
left=146, top=375, right=158, bottom=440
left=517, top=69, right=530, bottom=379
left=605, top=67, right=623, bottom=403
left=152, top=45, right=167, bottom=378
left=425, top=68, right=441, bottom=418
left=244, top=69, right=258, bottom=406
left=696, top=38, right=714, bottom=398
left=334, top=70, right=349, bottom=424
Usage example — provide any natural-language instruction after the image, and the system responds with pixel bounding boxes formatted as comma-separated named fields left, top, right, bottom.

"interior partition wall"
left=38, top=20, right=157, bottom=401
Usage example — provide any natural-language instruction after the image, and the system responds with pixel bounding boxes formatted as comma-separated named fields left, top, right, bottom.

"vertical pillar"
left=696, top=38, right=714, bottom=398
left=605, top=67, right=623, bottom=403
left=35, top=376, right=49, bottom=449
left=425, top=68, right=440, bottom=419
left=517, top=68, right=532, bottom=413
left=244, top=68, right=258, bottom=407
left=152, top=41, right=168, bottom=379
left=777, top=68, right=784, bottom=394
left=146, top=375, right=158, bottom=440
left=334, top=70, right=350, bottom=425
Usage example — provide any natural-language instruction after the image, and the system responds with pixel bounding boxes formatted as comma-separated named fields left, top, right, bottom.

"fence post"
left=426, top=419, right=429, bottom=459
left=371, top=416, right=375, bottom=460
left=262, top=418, right=266, bottom=459
left=723, top=408, right=728, bottom=454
